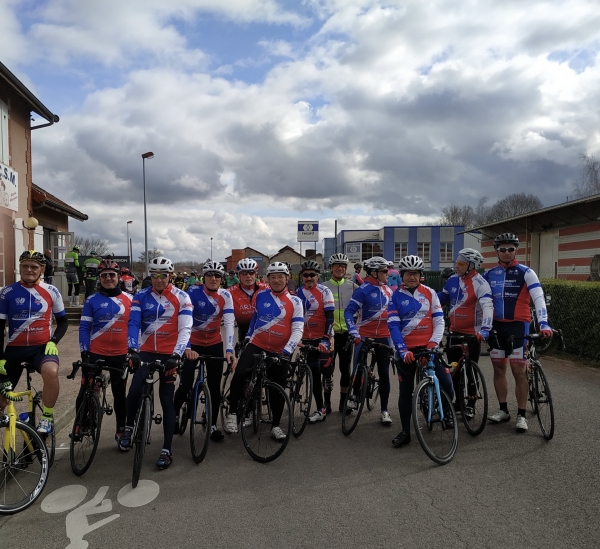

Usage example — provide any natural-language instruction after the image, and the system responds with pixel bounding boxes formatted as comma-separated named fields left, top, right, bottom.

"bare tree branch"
left=573, top=154, right=600, bottom=198
left=74, top=236, right=110, bottom=256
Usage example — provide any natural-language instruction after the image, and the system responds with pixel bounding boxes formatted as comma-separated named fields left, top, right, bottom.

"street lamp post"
left=210, top=237, right=213, bottom=260
left=126, top=220, right=133, bottom=266
left=141, top=151, right=154, bottom=276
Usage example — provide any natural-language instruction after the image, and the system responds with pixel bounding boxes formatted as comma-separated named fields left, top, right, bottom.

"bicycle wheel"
left=190, top=382, right=211, bottom=464
left=241, top=381, right=292, bottom=463
left=70, top=392, right=102, bottom=476
left=0, top=420, right=49, bottom=515
left=366, top=374, right=380, bottom=411
left=220, top=369, right=233, bottom=434
left=531, top=361, right=555, bottom=440
left=342, top=364, right=368, bottom=436
left=412, top=379, right=458, bottom=465
left=291, top=363, right=313, bottom=438
left=178, top=401, right=189, bottom=436
left=34, top=392, right=56, bottom=467
left=457, top=360, right=488, bottom=437
left=132, top=397, right=151, bottom=488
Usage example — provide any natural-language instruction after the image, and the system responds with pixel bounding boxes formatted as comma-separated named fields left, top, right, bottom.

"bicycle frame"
left=418, top=354, right=447, bottom=424
left=2, top=392, right=38, bottom=455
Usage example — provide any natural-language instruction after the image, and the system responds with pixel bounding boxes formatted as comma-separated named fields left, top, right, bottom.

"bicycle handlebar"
left=488, top=328, right=566, bottom=352
left=68, top=359, right=128, bottom=380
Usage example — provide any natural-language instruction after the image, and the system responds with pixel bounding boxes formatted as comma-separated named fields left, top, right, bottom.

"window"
left=440, top=242, right=453, bottom=262
left=394, top=243, right=407, bottom=263
left=417, top=242, right=431, bottom=262
left=360, top=242, right=384, bottom=261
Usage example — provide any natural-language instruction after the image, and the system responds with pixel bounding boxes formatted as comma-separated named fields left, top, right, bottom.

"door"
left=538, top=230, right=559, bottom=279
left=51, top=232, right=75, bottom=299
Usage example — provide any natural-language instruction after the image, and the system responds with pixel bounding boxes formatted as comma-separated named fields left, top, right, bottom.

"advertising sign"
left=0, top=161, right=18, bottom=211
left=298, top=221, right=319, bottom=242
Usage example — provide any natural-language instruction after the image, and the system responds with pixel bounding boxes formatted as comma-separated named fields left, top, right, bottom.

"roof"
left=463, top=193, right=600, bottom=240
left=32, top=183, right=88, bottom=221
left=0, top=61, right=59, bottom=126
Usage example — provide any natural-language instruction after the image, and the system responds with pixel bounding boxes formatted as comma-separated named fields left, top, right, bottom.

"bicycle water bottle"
left=19, top=412, right=30, bottom=423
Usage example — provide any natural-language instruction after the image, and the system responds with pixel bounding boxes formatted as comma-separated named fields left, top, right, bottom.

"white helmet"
left=398, top=255, right=424, bottom=273
left=203, top=260, right=225, bottom=276
left=329, top=253, right=349, bottom=266
left=236, top=258, right=258, bottom=272
left=387, top=260, right=394, bottom=268
left=457, top=248, right=484, bottom=270
left=364, top=256, right=389, bottom=273
left=148, top=256, right=174, bottom=273
left=266, top=261, right=290, bottom=276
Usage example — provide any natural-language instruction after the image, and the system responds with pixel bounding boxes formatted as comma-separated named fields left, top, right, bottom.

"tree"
left=573, top=154, right=600, bottom=198
left=487, top=193, right=543, bottom=222
left=138, top=247, right=163, bottom=263
left=438, top=204, right=476, bottom=227
left=74, top=236, right=109, bottom=256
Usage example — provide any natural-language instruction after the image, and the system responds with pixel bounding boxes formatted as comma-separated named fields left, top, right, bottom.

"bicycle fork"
left=425, top=361, right=446, bottom=425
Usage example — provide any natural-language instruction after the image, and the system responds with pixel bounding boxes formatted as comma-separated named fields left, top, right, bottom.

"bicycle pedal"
left=105, top=406, right=113, bottom=416
left=154, top=414, right=163, bottom=425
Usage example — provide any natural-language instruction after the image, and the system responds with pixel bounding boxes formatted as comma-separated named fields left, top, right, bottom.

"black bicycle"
left=287, top=345, right=314, bottom=438
left=67, top=359, right=127, bottom=476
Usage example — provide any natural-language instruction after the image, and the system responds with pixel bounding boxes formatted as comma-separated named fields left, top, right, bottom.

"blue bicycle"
left=411, top=349, right=459, bottom=465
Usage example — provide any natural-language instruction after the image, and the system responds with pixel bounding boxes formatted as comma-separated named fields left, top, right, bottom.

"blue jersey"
left=344, top=279, right=393, bottom=339
left=187, top=285, right=234, bottom=351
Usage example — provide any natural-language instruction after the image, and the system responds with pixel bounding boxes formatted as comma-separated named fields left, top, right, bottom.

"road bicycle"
left=444, top=334, right=488, bottom=436
left=0, top=381, right=49, bottom=515
left=411, top=348, right=459, bottom=465
left=67, top=359, right=127, bottom=476
left=287, top=345, right=314, bottom=438
left=529, top=294, right=554, bottom=354
left=342, top=338, right=393, bottom=436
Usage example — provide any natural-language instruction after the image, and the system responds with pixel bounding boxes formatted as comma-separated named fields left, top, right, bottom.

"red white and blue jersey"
left=247, top=288, right=304, bottom=355
left=187, top=285, right=234, bottom=352
left=127, top=284, right=193, bottom=356
left=388, top=284, right=444, bottom=352
left=0, top=281, right=65, bottom=346
left=229, top=283, right=267, bottom=326
left=344, top=278, right=393, bottom=339
left=438, top=271, right=493, bottom=336
left=483, top=260, right=548, bottom=325
left=297, top=284, right=335, bottom=340
left=80, top=292, right=132, bottom=356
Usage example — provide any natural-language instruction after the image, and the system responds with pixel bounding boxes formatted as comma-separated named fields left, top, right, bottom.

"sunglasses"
left=150, top=273, right=169, bottom=279
left=498, top=247, right=516, bottom=253
left=100, top=272, right=118, bottom=278
left=204, top=273, right=223, bottom=278
left=302, top=272, right=318, bottom=278
left=377, top=270, right=389, bottom=275
left=240, top=270, right=256, bottom=276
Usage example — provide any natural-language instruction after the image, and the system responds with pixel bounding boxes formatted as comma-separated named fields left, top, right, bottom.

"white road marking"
left=41, top=485, right=88, bottom=513
left=117, top=480, right=160, bottom=508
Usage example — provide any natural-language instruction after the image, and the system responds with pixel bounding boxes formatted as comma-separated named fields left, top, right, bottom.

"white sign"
left=346, top=243, right=361, bottom=262
left=0, top=161, right=18, bottom=211
left=298, top=220, right=319, bottom=242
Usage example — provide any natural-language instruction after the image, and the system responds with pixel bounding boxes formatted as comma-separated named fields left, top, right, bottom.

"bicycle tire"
left=132, top=397, right=151, bottom=488
left=178, top=401, right=189, bottom=436
left=412, top=379, right=458, bottom=465
left=34, top=392, right=56, bottom=467
left=531, top=361, right=555, bottom=440
left=70, top=392, right=102, bottom=476
left=190, top=382, right=211, bottom=464
left=0, top=420, right=49, bottom=515
left=457, top=360, right=488, bottom=437
left=220, top=368, right=233, bottom=434
left=366, top=375, right=380, bottom=411
left=291, top=363, right=313, bottom=438
left=241, top=381, right=292, bottom=463
left=342, top=363, right=368, bottom=436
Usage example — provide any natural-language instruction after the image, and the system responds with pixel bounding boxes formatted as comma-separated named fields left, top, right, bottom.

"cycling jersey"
left=187, top=285, right=234, bottom=351
left=297, top=283, right=335, bottom=340
left=65, top=251, right=79, bottom=274
left=483, top=260, right=548, bottom=325
left=322, top=278, right=358, bottom=333
left=438, top=271, right=493, bottom=336
left=388, top=283, right=444, bottom=352
left=229, top=282, right=267, bottom=326
left=80, top=290, right=132, bottom=356
left=247, top=288, right=304, bottom=355
left=120, top=274, right=137, bottom=294
left=387, top=268, right=401, bottom=292
left=84, top=257, right=101, bottom=280
left=0, top=281, right=66, bottom=346
left=127, top=284, right=193, bottom=356
left=344, top=277, right=392, bottom=339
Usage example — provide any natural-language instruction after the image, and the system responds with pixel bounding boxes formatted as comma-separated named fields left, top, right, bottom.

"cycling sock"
left=42, top=405, right=54, bottom=418
left=499, top=402, right=509, bottom=413
left=517, top=408, right=526, bottom=417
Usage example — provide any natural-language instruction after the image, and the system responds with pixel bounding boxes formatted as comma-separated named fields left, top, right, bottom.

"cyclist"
left=229, top=258, right=267, bottom=341
left=43, top=249, right=54, bottom=285
left=224, top=270, right=239, bottom=289
left=323, top=253, right=358, bottom=412
left=79, top=260, right=132, bottom=450
left=65, top=244, right=82, bottom=306
left=297, top=260, right=335, bottom=423
left=123, top=256, right=193, bottom=469
left=173, top=272, right=186, bottom=290
left=173, top=261, right=235, bottom=442
left=388, top=255, right=451, bottom=448
left=120, top=267, right=138, bottom=295
left=352, top=263, right=364, bottom=286
left=224, top=262, right=303, bottom=440
left=344, top=256, right=393, bottom=425
left=84, top=250, right=101, bottom=298
left=483, top=233, right=552, bottom=433
left=286, top=262, right=297, bottom=294
left=187, top=271, right=199, bottom=287
left=0, top=250, right=68, bottom=435
left=387, top=260, right=401, bottom=292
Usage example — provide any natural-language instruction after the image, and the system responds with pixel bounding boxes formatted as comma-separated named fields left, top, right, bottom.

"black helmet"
left=441, top=267, right=455, bottom=279
left=494, top=233, right=519, bottom=249
left=300, top=260, right=321, bottom=273
left=354, top=263, right=362, bottom=270
left=19, top=250, right=45, bottom=265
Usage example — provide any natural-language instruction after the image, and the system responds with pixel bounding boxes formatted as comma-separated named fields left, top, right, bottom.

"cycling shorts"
left=66, top=272, right=79, bottom=284
left=489, top=320, right=529, bottom=360
left=4, top=344, right=59, bottom=386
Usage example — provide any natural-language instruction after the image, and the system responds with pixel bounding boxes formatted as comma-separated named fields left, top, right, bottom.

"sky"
left=3, top=0, right=600, bottom=262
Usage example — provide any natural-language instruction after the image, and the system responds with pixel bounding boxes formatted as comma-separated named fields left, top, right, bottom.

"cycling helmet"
left=90, top=250, right=97, bottom=256
left=300, top=260, right=321, bottom=273
left=456, top=248, right=484, bottom=270
left=441, top=267, right=455, bottom=280
left=98, top=260, right=120, bottom=273
left=237, top=258, right=259, bottom=272
left=19, top=250, right=45, bottom=265
left=148, top=256, right=174, bottom=273
left=387, top=260, right=394, bottom=268
left=398, top=255, right=424, bottom=273
left=72, top=246, right=80, bottom=252
left=493, top=233, right=519, bottom=249
left=120, top=267, right=130, bottom=275
left=266, top=262, right=290, bottom=276
left=329, top=253, right=349, bottom=266
left=203, top=261, right=225, bottom=276
left=363, top=256, right=389, bottom=274
left=354, top=263, right=362, bottom=270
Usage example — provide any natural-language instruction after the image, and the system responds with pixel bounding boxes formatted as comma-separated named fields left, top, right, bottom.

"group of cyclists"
left=0, top=230, right=552, bottom=471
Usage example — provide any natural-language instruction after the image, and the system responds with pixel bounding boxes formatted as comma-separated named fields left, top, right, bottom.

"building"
left=225, top=247, right=269, bottom=275
left=269, top=245, right=324, bottom=272
left=466, top=194, right=600, bottom=281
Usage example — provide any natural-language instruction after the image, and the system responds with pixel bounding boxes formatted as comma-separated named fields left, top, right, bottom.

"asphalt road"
left=2, top=353, right=600, bottom=549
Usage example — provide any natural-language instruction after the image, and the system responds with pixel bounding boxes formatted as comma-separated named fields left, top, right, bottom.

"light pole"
left=126, top=220, right=132, bottom=267
left=141, top=151, right=154, bottom=276
left=210, top=237, right=213, bottom=260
